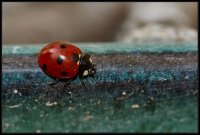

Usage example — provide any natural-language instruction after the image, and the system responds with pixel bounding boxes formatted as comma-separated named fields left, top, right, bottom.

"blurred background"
left=2, top=2, right=198, bottom=44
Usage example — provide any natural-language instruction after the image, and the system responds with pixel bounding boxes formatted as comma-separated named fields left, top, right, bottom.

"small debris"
left=81, top=112, right=93, bottom=121
left=82, top=115, right=93, bottom=121
left=96, top=100, right=101, bottom=105
left=115, top=92, right=133, bottom=101
left=147, top=96, right=156, bottom=104
left=45, top=101, right=53, bottom=106
left=36, top=130, right=41, bottom=133
left=149, top=96, right=155, bottom=101
left=90, top=99, right=95, bottom=103
left=126, top=120, right=131, bottom=124
left=68, top=106, right=75, bottom=111
left=4, top=123, right=10, bottom=127
left=131, top=104, right=140, bottom=109
left=45, top=101, right=57, bottom=106
left=8, top=104, right=22, bottom=108
left=67, top=91, right=73, bottom=97
left=12, top=89, right=22, bottom=96
left=93, top=100, right=101, bottom=105
left=184, top=75, right=189, bottom=79
left=192, top=90, right=198, bottom=95
left=158, top=77, right=167, bottom=81
left=122, top=91, right=127, bottom=95
left=85, top=111, right=90, bottom=115
left=13, top=89, right=18, bottom=94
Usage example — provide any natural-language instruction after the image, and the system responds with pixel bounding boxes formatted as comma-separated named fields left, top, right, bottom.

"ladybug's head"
left=79, top=54, right=96, bottom=78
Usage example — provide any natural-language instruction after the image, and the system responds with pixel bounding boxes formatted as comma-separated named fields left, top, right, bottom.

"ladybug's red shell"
left=38, top=42, right=82, bottom=79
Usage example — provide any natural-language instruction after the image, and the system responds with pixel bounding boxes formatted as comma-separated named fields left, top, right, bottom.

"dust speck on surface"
left=68, top=106, right=75, bottom=111
left=81, top=112, right=94, bottom=121
left=45, top=101, right=57, bottom=107
left=13, top=89, right=18, bottom=94
left=131, top=104, right=140, bottom=109
left=36, top=130, right=41, bottom=133
left=122, top=91, right=127, bottom=95
left=8, top=104, right=22, bottom=109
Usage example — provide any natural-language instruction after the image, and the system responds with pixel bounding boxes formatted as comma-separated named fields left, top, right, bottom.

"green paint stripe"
left=2, top=42, right=197, bottom=55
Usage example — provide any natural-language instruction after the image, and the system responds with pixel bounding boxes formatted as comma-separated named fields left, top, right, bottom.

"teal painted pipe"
left=2, top=42, right=197, bottom=55
left=2, top=42, right=198, bottom=99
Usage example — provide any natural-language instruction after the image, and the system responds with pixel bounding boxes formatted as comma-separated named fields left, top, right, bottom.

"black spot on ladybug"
left=57, top=56, right=64, bottom=64
left=60, top=71, right=67, bottom=76
left=72, top=53, right=79, bottom=63
left=60, top=44, right=67, bottom=48
left=42, top=64, right=47, bottom=72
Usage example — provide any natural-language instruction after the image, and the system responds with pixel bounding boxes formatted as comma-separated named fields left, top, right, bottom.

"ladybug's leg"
left=48, top=79, right=59, bottom=86
left=80, top=79, right=88, bottom=90
left=46, top=79, right=60, bottom=100
left=61, top=79, right=73, bottom=91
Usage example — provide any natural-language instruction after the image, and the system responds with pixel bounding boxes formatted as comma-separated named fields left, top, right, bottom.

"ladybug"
left=37, top=41, right=96, bottom=90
